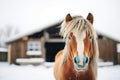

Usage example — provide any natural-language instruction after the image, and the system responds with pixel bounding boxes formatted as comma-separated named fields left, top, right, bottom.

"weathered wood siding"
left=98, top=36, right=118, bottom=64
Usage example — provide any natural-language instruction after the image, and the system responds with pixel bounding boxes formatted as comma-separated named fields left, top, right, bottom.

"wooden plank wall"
left=98, top=37, right=118, bottom=64
left=10, top=39, right=24, bottom=64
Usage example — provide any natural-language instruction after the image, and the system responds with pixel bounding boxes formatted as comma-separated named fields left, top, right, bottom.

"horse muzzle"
left=74, top=56, right=89, bottom=71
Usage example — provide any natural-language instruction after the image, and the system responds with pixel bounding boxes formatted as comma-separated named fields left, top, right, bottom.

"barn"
left=6, top=21, right=120, bottom=65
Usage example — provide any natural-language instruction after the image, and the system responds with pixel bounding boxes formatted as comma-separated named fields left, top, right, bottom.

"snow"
left=0, top=62, right=120, bottom=80
left=0, top=48, right=8, bottom=52
left=98, top=61, right=113, bottom=67
left=16, top=58, right=44, bottom=65
left=98, top=65, right=120, bottom=80
left=0, top=62, right=55, bottom=80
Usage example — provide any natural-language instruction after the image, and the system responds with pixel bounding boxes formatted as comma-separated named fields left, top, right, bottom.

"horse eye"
left=89, top=35, right=93, bottom=39
left=68, top=36, right=71, bottom=40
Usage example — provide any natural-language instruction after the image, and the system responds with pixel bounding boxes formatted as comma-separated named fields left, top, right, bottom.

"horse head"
left=60, top=13, right=95, bottom=71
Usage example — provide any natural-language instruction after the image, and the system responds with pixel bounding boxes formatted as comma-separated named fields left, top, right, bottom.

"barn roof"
left=95, top=29, right=120, bottom=42
left=6, top=21, right=62, bottom=43
left=6, top=20, right=120, bottom=43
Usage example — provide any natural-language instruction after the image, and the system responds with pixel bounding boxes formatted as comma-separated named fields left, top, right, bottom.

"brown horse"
left=54, top=13, right=99, bottom=80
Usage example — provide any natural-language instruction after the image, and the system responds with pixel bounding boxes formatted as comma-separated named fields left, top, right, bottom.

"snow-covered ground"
left=0, top=62, right=120, bottom=80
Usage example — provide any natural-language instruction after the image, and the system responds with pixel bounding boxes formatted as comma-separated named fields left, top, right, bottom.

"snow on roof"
left=96, top=29, right=120, bottom=42
left=6, top=20, right=62, bottom=43
left=0, top=48, right=8, bottom=52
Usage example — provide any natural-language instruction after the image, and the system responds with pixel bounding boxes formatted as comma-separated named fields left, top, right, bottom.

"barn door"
left=45, top=42, right=65, bottom=62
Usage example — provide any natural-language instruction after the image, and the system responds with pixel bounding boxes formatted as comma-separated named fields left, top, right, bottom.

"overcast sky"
left=0, top=0, right=120, bottom=40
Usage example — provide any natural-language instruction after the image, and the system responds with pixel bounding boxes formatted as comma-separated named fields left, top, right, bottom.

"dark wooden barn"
left=6, top=21, right=120, bottom=65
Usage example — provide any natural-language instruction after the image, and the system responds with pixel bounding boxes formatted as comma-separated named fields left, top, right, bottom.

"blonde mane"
left=60, top=15, right=99, bottom=77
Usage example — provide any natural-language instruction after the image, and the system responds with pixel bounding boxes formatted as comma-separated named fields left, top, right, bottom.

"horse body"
left=54, top=13, right=99, bottom=80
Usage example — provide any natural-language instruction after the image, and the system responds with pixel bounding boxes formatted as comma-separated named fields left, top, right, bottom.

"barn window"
left=26, top=41, right=42, bottom=55
left=117, top=43, right=120, bottom=53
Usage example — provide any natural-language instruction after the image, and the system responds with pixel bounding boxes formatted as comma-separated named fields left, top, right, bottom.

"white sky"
left=0, top=0, right=120, bottom=41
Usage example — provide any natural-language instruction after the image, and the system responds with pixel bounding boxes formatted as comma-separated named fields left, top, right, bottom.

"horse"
left=54, top=13, right=99, bottom=80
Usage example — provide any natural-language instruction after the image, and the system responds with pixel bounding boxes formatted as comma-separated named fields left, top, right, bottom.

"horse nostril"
left=74, top=56, right=80, bottom=64
left=83, top=56, right=88, bottom=63
left=74, top=56, right=88, bottom=64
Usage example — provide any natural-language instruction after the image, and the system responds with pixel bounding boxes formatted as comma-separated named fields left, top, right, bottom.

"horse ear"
left=65, top=13, right=72, bottom=22
left=87, top=13, right=94, bottom=24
